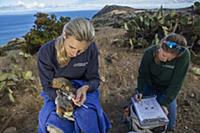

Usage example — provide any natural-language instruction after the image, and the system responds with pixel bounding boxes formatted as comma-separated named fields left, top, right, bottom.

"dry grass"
left=0, top=27, right=200, bottom=133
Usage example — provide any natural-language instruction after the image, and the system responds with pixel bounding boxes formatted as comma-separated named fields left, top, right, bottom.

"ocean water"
left=0, top=10, right=98, bottom=45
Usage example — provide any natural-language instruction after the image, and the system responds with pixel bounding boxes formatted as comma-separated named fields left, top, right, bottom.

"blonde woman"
left=38, top=18, right=111, bottom=133
left=134, top=33, right=190, bottom=131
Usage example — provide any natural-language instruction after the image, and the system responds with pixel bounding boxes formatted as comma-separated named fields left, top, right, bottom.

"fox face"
left=52, top=77, right=75, bottom=121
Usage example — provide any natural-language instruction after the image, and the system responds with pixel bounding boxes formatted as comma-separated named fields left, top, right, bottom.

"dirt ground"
left=0, top=27, right=200, bottom=133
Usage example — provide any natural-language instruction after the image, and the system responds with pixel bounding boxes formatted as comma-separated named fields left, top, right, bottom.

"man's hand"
left=72, top=85, right=89, bottom=107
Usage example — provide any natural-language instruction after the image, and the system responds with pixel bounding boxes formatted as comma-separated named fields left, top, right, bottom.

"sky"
left=0, top=0, right=198, bottom=14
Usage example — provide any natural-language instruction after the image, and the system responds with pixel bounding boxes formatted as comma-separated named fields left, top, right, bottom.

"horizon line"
left=0, top=3, right=194, bottom=16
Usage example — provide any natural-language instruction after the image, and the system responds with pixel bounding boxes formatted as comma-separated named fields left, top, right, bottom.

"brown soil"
left=0, top=27, right=200, bottom=133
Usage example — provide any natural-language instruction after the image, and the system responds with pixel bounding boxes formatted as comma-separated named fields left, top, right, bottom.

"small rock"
left=3, top=127, right=16, bottom=133
left=190, top=93, right=195, bottom=98
left=184, top=126, right=188, bottom=129
left=183, top=107, right=189, bottom=112
left=110, top=119, right=114, bottom=124
left=193, top=75, right=199, bottom=80
left=105, top=56, right=112, bottom=64
left=101, top=76, right=106, bottom=82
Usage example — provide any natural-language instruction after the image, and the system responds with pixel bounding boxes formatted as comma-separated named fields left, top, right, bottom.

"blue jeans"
left=142, top=86, right=176, bottom=130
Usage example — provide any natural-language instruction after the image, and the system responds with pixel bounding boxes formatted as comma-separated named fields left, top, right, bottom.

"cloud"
left=17, top=1, right=25, bottom=5
left=0, top=0, right=47, bottom=13
left=25, top=1, right=45, bottom=9
left=0, top=0, right=197, bottom=14
left=15, top=1, right=45, bottom=9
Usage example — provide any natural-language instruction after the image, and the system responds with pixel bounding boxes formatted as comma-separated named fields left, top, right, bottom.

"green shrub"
left=24, top=12, right=70, bottom=54
left=124, top=4, right=200, bottom=56
left=0, top=64, right=35, bottom=103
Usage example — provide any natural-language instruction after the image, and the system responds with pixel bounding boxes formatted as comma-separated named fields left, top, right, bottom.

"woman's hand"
left=72, top=85, right=89, bottom=107
left=134, top=92, right=143, bottom=102
left=161, top=106, right=169, bottom=115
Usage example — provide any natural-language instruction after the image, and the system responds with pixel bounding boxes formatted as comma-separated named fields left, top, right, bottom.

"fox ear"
left=65, top=86, right=70, bottom=92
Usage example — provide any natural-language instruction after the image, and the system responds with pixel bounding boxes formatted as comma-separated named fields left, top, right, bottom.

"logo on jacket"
left=73, top=62, right=88, bottom=67
left=162, top=64, right=175, bottom=69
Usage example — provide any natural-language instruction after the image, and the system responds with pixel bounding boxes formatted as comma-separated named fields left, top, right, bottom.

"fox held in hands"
left=52, top=77, right=76, bottom=121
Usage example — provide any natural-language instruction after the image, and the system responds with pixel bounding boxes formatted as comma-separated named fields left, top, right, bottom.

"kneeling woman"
left=38, top=18, right=111, bottom=133
left=135, top=33, right=190, bottom=131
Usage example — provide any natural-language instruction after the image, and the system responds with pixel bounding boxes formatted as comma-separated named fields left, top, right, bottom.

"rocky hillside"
left=93, top=5, right=142, bottom=18
left=92, top=5, right=143, bottom=28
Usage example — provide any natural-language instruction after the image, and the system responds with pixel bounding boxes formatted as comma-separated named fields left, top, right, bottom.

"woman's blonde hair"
left=55, top=18, right=95, bottom=67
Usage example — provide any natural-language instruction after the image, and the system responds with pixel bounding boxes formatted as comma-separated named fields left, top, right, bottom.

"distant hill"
left=92, top=5, right=142, bottom=19
left=92, top=5, right=145, bottom=28
left=93, top=4, right=194, bottom=18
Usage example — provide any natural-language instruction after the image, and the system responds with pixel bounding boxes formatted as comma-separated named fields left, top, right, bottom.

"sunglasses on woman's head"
left=163, top=41, right=185, bottom=55
left=164, top=41, right=178, bottom=48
